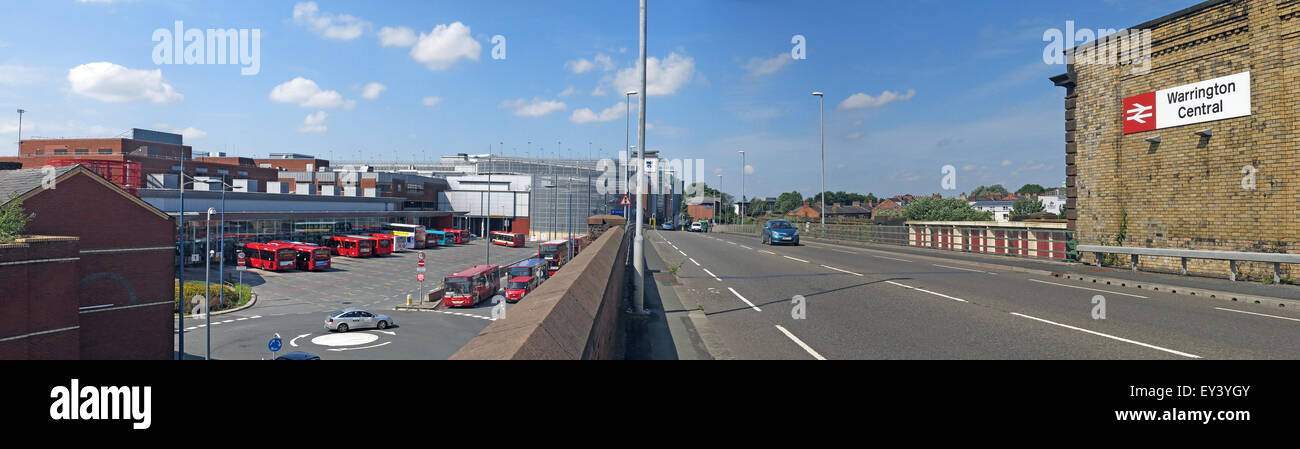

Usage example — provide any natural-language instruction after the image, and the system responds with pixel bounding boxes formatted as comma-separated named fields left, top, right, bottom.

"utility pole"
left=204, top=207, right=215, bottom=360
left=813, top=91, right=826, bottom=229
left=632, top=0, right=649, bottom=315
left=176, top=146, right=185, bottom=360
left=16, top=109, right=25, bottom=153
left=739, top=150, right=746, bottom=224
left=486, top=154, right=491, bottom=266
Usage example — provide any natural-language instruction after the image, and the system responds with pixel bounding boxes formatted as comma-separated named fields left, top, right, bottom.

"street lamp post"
left=486, top=154, right=491, bottom=266
left=813, top=91, right=825, bottom=229
left=632, top=0, right=648, bottom=315
left=717, top=173, right=723, bottom=225
left=625, top=90, right=637, bottom=221
left=16, top=109, right=25, bottom=152
left=739, top=150, right=746, bottom=225
left=204, top=206, right=216, bottom=360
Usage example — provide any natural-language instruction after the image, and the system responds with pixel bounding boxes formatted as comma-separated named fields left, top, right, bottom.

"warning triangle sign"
left=620, top=194, right=631, bottom=206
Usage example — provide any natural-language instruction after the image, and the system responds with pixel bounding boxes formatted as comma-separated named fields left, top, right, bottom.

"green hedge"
left=174, top=280, right=253, bottom=316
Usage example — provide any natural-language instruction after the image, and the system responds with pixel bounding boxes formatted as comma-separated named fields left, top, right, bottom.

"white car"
left=690, top=222, right=703, bottom=232
left=324, top=308, right=393, bottom=332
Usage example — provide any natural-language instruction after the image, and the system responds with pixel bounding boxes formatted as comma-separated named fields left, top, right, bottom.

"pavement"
left=174, top=241, right=538, bottom=360
left=644, top=229, right=1300, bottom=360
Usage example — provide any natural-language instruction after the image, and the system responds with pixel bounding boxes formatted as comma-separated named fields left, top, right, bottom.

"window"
left=35, top=149, right=44, bottom=155
left=75, top=148, right=88, bottom=154
left=171, top=165, right=182, bottom=171
left=53, top=149, right=67, bottom=155
left=238, top=171, right=248, bottom=176
left=98, top=148, right=113, bottom=154
left=217, top=169, right=229, bottom=175
left=195, top=167, right=208, bottom=173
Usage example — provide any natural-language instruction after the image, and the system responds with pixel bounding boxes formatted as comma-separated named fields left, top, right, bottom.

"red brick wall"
left=0, top=238, right=81, bottom=360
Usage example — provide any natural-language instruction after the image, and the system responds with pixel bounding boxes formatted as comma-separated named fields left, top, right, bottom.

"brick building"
left=0, top=165, right=175, bottom=359
left=1052, top=0, right=1300, bottom=278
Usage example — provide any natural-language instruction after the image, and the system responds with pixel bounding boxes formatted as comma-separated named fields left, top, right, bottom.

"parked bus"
left=325, top=235, right=373, bottom=258
left=382, top=223, right=427, bottom=249
left=504, top=276, right=536, bottom=303
left=268, top=241, right=332, bottom=271
left=538, top=240, right=570, bottom=276
left=568, top=235, right=588, bottom=256
left=370, top=233, right=401, bottom=254
left=506, top=257, right=548, bottom=280
left=442, top=264, right=501, bottom=307
left=242, top=242, right=299, bottom=271
left=491, top=231, right=526, bottom=248
left=425, top=229, right=452, bottom=247
left=443, top=229, right=469, bottom=244
left=348, top=235, right=391, bottom=256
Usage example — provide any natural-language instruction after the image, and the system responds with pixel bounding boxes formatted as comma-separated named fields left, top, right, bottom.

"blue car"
left=660, top=221, right=674, bottom=231
left=761, top=220, right=800, bottom=245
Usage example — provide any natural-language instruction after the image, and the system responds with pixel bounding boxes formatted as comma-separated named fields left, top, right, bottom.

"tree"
left=903, top=197, right=992, bottom=221
left=747, top=199, right=769, bottom=216
left=774, top=191, right=803, bottom=214
left=1011, top=196, right=1046, bottom=218
left=809, top=191, right=876, bottom=207
left=1015, top=184, right=1047, bottom=195
left=0, top=195, right=35, bottom=244
left=968, top=184, right=1009, bottom=200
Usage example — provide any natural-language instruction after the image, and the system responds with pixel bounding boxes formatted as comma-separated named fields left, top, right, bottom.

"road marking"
left=702, top=268, right=721, bottom=281
left=327, top=341, right=392, bottom=352
left=728, top=288, right=762, bottom=312
left=784, top=256, right=810, bottom=263
left=290, top=333, right=311, bottom=347
left=235, top=317, right=248, bottom=321
left=1214, top=307, right=1300, bottom=323
left=727, top=241, right=737, bottom=245
left=1027, top=278, right=1149, bottom=299
left=885, top=281, right=968, bottom=303
left=1010, top=312, right=1201, bottom=359
left=689, top=258, right=701, bottom=266
left=872, top=255, right=913, bottom=263
left=933, top=263, right=994, bottom=274
left=775, top=325, right=826, bottom=360
left=822, top=265, right=864, bottom=277
left=679, top=250, right=688, bottom=257
left=759, top=250, right=776, bottom=255
left=740, top=245, right=753, bottom=250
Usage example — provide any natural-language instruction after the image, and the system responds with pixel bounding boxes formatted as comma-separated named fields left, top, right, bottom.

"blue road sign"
left=268, top=337, right=283, bottom=352
left=610, top=209, right=625, bottom=216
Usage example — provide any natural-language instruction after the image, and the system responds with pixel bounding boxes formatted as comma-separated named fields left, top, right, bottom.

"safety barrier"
left=717, top=220, right=1075, bottom=261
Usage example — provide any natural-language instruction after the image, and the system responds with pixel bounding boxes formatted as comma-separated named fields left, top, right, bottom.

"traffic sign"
left=236, top=251, right=247, bottom=271
left=620, top=194, right=631, bottom=206
left=417, top=273, right=426, bottom=282
left=268, top=336, right=282, bottom=353
left=418, top=260, right=425, bottom=268
left=418, top=251, right=426, bottom=261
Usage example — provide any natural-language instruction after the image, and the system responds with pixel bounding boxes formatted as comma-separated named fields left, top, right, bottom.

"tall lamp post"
left=813, top=91, right=825, bottom=229
left=717, top=173, right=723, bottom=225
left=204, top=207, right=216, bottom=360
left=738, top=150, right=746, bottom=225
left=624, top=90, right=637, bottom=221
left=632, top=0, right=649, bottom=315
left=16, top=109, right=25, bottom=152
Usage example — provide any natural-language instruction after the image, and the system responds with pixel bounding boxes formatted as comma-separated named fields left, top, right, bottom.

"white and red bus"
left=382, top=223, right=427, bottom=249
left=326, top=236, right=373, bottom=258
left=368, top=233, right=399, bottom=255
left=242, top=242, right=299, bottom=271
left=443, top=228, right=469, bottom=244
left=268, top=241, right=332, bottom=271
left=490, top=231, right=526, bottom=248
left=442, top=264, right=501, bottom=307
left=539, top=240, right=570, bottom=276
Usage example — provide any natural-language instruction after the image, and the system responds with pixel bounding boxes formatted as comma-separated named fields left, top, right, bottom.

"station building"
left=1052, top=0, right=1300, bottom=278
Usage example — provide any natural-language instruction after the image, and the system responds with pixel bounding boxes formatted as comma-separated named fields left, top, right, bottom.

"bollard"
left=406, top=294, right=413, bottom=306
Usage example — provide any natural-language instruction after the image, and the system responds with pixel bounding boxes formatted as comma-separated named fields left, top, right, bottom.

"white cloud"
left=67, top=62, right=183, bottom=103
left=837, top=89, right=916, bottom=110
left=590, top=86, right=607, bottom=96
left=299, top=111, right=328, bottom=133
left=174, top=127, right=207, bottom=140
left=741, top=54, right=793, bottom=76
left=845, top=132, right=863, bottom=140
left=557, top=86, right=576, bottom=98
left=500, top=97, right=566, bottom=117
left=612, top=52, right=696, bottom=97
left=566, top=53, right=614, bottom=74
left=378, top=26, right=417, bottom=47
left=270, top=77, right=353, bottom=109
left=422, top=96, right=442, bottom=108
left=962, top=164, right=979, bottom=171
left=360, top=82, right=386, bottom=100
left=293, top=2, right=368, bottom=40
left=570, top=102, right=624, bottom=124
left=409, top=22, right=481, bottom=71
left=744, top=165, right=755, bottom=175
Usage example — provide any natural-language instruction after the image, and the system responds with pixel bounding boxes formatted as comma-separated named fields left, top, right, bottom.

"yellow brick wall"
left=1072, top=0, right=1300, bottom=279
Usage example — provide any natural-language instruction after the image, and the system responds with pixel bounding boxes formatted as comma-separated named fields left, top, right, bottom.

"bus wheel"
left=377, top=321, right=388, bottom=330
left=337, top=324, right=349, bottom=332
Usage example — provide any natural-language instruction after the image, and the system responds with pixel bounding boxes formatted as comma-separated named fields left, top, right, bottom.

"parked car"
left=689, top=222, right=703, bottom=232
left=661, top=221, right=674, bottom=230
left=761, top=219, right=800, bottom=245
left=275, top=352, right=321, bottom=360
left=324, top=308, right=394, bottom=332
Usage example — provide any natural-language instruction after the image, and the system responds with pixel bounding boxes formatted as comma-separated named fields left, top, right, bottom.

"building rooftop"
left=0, top=166, right=76, bottom=203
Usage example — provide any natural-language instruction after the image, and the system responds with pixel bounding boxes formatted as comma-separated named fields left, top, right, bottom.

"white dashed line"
left=822, top=265, right=864, bottom=277
left=740, top=245, right=753, bottom=250
left=728, top=288, right=762, bottom=312
left=1010, top=312, right=1200, bottom=359
left=775, top=325, right=826, bottom=360
left=885, top=281, right=968, bottom=303
left=689, top=258, right=701, bottom=266
left=1214, top=307, right=1300, bottom=323
left=702, top=268, right=721, bottom=281
left=933, top=263, right=994, bottom=274
left=759, top=250, right=776, bottom=255
left=784, top=256, right=809, bottom=263
left=872, top=255, right=912, bottom=263
left=679, top=250, right=688, bottom=257
left=1027, top=278, right=1149, bottom=299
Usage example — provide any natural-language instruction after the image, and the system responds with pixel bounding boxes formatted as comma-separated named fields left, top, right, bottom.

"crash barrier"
left=717, top=220, right=1075, bottom=261
left=450, top=226, right=630, bottom=359
left=1079, top=245, right=1300, bottom=283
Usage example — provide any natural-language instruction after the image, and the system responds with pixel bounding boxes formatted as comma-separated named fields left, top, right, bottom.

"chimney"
left=852, top=201, right=861, bottom=207
left=833, top=202, right=842, bottom=208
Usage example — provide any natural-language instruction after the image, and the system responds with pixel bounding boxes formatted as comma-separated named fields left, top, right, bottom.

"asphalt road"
left=651, top=229, right=1300, bottom=360
left=174, top=239, right=539, bottom=359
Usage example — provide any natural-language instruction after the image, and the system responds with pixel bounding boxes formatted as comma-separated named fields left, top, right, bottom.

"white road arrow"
left=290, top=333, right=311, bottom=347
left=372, top=330, right=397, bottom=336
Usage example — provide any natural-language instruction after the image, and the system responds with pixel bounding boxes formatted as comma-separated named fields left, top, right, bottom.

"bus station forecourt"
left=174, top=230, right=586, bottom=360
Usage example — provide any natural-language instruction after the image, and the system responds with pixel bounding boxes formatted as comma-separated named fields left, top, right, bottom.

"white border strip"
left=1010, top=312, right=1200, bottom=358
left=775, top=325, right=826, bottom=360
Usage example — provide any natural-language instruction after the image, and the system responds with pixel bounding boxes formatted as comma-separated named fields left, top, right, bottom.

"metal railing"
left=716, top=221, right=1077, bottom=261
left=1078, top=245, right=1300, bottom=282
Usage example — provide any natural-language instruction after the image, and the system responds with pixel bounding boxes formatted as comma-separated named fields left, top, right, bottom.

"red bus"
left=490, top=231, right=526, bottom=248
left=443, top=264, right=501, bottom=307
left=539, top=240, right=570, bottom=276
left=568, top=235, right=588, bottom=255
left=267, top=241, right=332, bottom=271
left=364, top=234, right=396, bottom=256
left=325, top=236, right=373, bottom=258
left=443, top=229, right=468, bottom=244
left=346, top=235, right=389, bottom=256
left=242, top=242, right=299, bottom=271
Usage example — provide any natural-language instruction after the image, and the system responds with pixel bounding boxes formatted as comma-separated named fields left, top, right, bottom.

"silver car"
left=324, top=309, right=394, bottom=332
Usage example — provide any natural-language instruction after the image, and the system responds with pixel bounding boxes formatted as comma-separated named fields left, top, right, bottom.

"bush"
left=174, top=280, right=252, bottom=315
left=904, top=197, right=992, bottom=221
left=0, top=194, right=35, bottom=244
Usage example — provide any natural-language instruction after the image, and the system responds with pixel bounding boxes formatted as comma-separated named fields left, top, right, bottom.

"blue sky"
left=0, top=0, right=1202, bottom=199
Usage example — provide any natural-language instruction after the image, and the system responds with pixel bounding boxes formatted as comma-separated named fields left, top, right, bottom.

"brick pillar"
left=1052, top=71, right=1078, bottom=232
